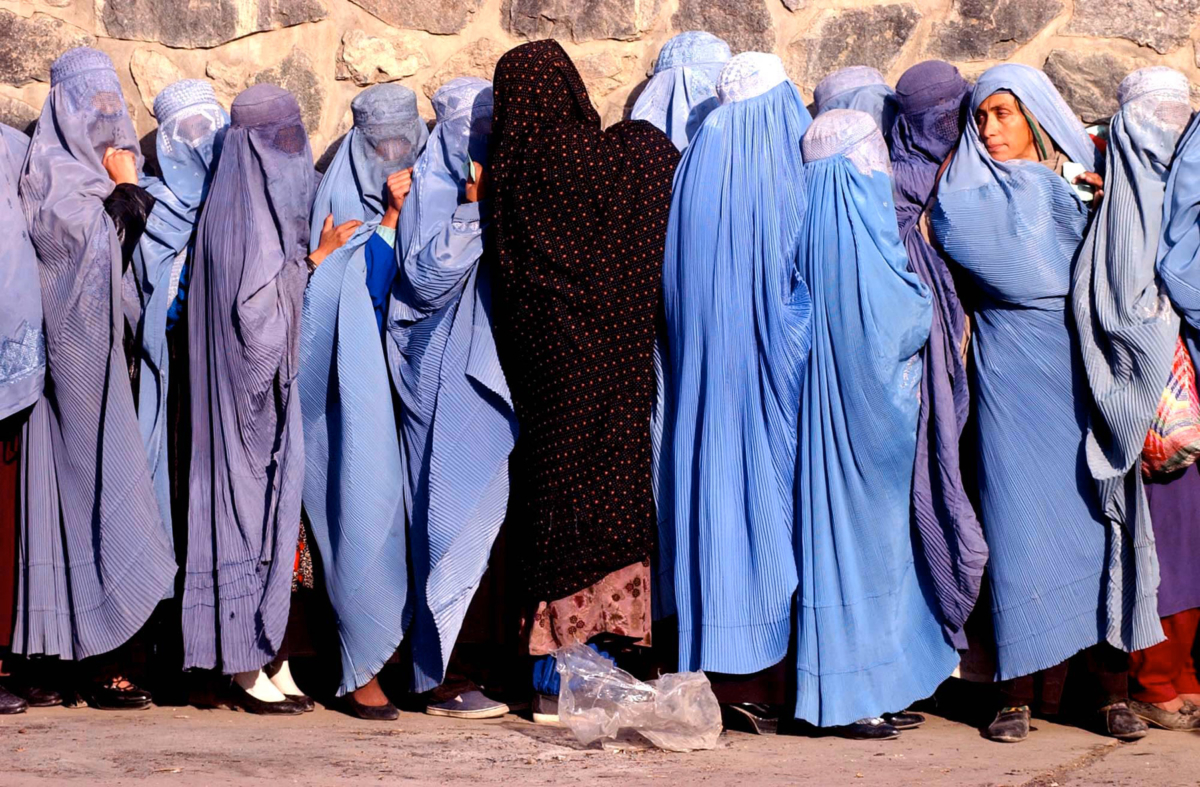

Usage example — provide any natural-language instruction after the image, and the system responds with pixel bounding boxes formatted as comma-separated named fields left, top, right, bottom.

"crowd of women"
left=0, top=33, right=1198, bottom=747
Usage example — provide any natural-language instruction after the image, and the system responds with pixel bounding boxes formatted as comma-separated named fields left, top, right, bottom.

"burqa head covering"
left=131, top=78, right=229, bottom=537
left=1072, top=67, right=1192, bottom=634
left=813, top=66, right=899, bottom=138
left=0, top=125, right=44, bottom=420
left=1157, top=74, right=1200, bottom=339
left=794, top=109, right=953, bottom=727
left=298, top=82, right=424, bottom=694
left=630, top=31, right=731, bottom=150
left=658, top=50, right=812, bottom=675
left=489, top=40, right=679, bottom=600
left=185, top=83, right=314, bottom=674
left=13, top=47, right=176, bottom=660
left=888, top=60, right=970, bottom=218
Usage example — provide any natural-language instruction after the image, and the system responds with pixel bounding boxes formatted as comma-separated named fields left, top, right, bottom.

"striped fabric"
left=631, top=31, right=730, bottom=151
left=0, top=125, right=44, bottom=422
left=662, top=55, right=812, bottom=675
left=14, top=48, right=176, bottom=660
left=795, top=109, right=957, bottom=726
left=301, top=84, right=426, bottom=695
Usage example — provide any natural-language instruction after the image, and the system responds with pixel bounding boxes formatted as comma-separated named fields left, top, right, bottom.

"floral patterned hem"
left=525, top=560, right=651, bottom=656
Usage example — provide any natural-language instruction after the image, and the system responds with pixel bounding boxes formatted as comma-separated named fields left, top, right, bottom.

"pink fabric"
left=525, top=560, right=651, bottom=656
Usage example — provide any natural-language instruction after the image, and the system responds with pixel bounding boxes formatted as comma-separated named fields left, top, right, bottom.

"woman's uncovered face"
left=975, top=92, right=1037, bottom=163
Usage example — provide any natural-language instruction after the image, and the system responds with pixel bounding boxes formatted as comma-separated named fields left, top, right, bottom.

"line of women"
left=0, top=36, right=1197, bottom=747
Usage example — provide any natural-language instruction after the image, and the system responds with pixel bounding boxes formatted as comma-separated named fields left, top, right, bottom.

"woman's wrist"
left=381, top=206, right=400, bottom=230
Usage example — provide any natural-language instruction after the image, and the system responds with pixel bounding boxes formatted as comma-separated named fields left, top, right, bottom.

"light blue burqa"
left=934, top=65, right=1159, bottom=679
left=131, top=79, right=228, bottom=542
left=814, top=66, right=899, bottom=138
left=631, top=31, right=731, bottom=151
left=301, top=83, right=427, bottom=694
left=389, top=78, right=518, bottom=693
left=661, top=53, right=812, bottom=675
left=795, top=109, right=955, bottom=726
left=1159, top=82, right=1200, bottom=363
left=0, top=124, right=44, bottom=421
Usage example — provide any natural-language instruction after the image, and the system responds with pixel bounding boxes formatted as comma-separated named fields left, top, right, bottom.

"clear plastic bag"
left=554, top=643, right=722, bottom=752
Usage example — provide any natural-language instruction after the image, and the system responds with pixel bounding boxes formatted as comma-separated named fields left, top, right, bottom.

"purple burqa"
left=887, top=60, right=985, bottom=646
left=13, top=47, right=176, bottom=659
left=185, top=84, right=312, bottom=673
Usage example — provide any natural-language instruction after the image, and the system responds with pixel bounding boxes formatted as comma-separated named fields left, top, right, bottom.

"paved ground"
left=0, top=704, right=1197, bottom=786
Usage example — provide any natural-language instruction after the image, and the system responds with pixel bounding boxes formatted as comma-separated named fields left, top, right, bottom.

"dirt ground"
left=0, top=704, right=1197, bottom=786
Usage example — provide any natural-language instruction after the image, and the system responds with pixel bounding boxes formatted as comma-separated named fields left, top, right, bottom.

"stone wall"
left=2, top=0, right=1200, bottom=164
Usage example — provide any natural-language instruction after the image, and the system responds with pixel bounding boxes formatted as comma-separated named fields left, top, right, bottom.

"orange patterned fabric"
left=490, top=41, right=679, bottom=599
left=1142, top=336, right=1200, bottom=477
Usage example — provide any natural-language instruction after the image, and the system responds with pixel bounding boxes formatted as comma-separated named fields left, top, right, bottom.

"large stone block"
left=0, top=10, right=94, bottom=87
left=930, top=0, right=1062, bottom=61
left=1064, top=0, right=1200, bottom=55
left=98, top=0, right=327, bottom=49
left=790, top=4, right=920, bottom=89
left=349, top=0, right=483, bottom=36
left=0, top=96, right=40, bottom=135
left=1044, top=49, right=1149, bottom=123
left=504, top=0, right=660, bottom=43
left=671, top=0, right=774, bottom=54
left=130, top=49, right=185, bottom=117
left=335, top=29, right=429, bottom=87
left=253, top=47, right=325, bottom=133
left=422, top=38, right=508, bottom=99
left=577, top=51, right=640, bottom=98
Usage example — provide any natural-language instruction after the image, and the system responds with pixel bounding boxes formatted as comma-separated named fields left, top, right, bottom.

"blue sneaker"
left=425, top=690, right=509, bottom=720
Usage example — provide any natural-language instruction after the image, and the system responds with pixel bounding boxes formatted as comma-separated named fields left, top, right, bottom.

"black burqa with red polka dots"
left=490, top=40, right=679, bottom=601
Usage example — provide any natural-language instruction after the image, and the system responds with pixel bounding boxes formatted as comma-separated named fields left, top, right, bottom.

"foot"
left=352, top=677, right=390, bottom=707
left=229, top=684, right=306, bottom=716
left=1128, top=699, right=1200, bottom=731
left=720, top=703, right=779, bottom=735
left=987, top=706, right=1030, bottom=743
left=882, top=710, right=925, bottom=730
left=86, top=677, right=153, bottom=711
left=1098, top=702, right=1149, bottom=742
left=0, top=684, right=27, bottom=715
left=832, top=718, right=901, bottom=741
left=531, top=693, right=559, bottom=725
left=425, top=690, right=509, bottom=720
left=234, top=669, right=287, bottom=704
left=343, top=691, right=399, bottom=722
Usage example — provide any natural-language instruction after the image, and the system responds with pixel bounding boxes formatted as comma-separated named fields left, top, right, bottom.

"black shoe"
left=2, top=677, right=60, bottom=708
left=285, top=694, right=315, bottom=713
left=882, top=711, right=925, bottom=730
left=987, top=706, right=1030, bottom=743
left=342, top=693, right=399, bottom=721
left=1099, top=702, right=1148, bottom=742
left=720, top=703, right=780, bottom=735
left=230, top=686, right=305, bottom=716
left=832, top=718, right=901, bottom=740
left=0, top=685, right=27, bottom=715
left=84, top=680, right=153, bottom=711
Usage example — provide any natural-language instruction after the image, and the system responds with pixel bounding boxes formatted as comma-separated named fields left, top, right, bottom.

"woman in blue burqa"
left=659, top=51, right=811, bottom=736
left=794, top=108, right=957, bottom=739
left=389, top=77, right=518, bottom=722
left=130, top=79, right=229, bottom=546
left=631, top=31, right=731, bottom=151
left=813, top=66, right=898, bottom=138
left=14, top=47, right=175, bottom=710
left=300, top=82, right=426, bottom=720
left=187, top=84, right=357, bottom=715
left=932, top=63, right=1153, bottom=743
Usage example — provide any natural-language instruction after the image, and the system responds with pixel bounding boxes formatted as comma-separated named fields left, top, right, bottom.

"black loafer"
left=833, top=718, right=901, bottom=741
left=3, top=677, right=62, bottom=708
left=85, top=682, right=153, bottom=711
left=285, top=694, right=315, bottom=713
left=1099, top=702, right=1149, bottom=742
left=721, top=702, right=779, bottom=735
left=342, top=693, right=399, bottom=721
left=230, top=686, right=305, bottom=716
left=0, top=685, right=28, bottom=715
left=882, top=711, right=925, bottom=730
left=987, top=706, right=1030, bottom=743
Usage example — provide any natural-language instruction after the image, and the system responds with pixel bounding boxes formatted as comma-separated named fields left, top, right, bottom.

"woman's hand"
left=102, top=147, right=138, bottom=186
left=309, top=214, right=363, bottom=267
left=381, top=168, right=413, bottom=229
left=1075, top=171, right=1104, bottom=207
left=466, top=161, right=487, bottom=203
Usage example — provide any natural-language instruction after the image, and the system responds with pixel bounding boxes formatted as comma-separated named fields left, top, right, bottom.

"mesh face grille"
left=91, top=91, right=124, bottom=117
left=271, top=124, right=306, bottom=155
left=175, top=113, right=217, bottom=144
left=1154, top=101, right=1193, bottom=132
left=934, top=108, right=961, bottom=144
left=372, top=137, right=413, bottom=162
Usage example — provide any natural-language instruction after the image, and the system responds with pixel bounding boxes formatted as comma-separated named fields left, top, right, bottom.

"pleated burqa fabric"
left=1072, top=68, right=1193, bottom=652
left=814, top=66, right=899, bottom=137
left=185, top=84, right=313, bottom=674
left=933, top=64, right=1157, bottom=680
left=489, top=40, right=679, bottom=601
left=0, top=124, right=44, bottom=421
left=14, top=47, right=176, bottom=659
left=660, top=53, right=811, bottom=674
left=131, top=80, right=229, bottom=543
left=630, top=31, right=731, bottom=151
left=300, top=83, right=426, bottom=695
left=389, top=78, right=518, bottom=692
left=887, top=61, right=984, bottom=647
left=795, top=109, right=956, bottom=726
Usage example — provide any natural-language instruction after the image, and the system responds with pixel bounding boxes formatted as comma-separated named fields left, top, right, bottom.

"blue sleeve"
left=364, top=229, right=398, bottom=333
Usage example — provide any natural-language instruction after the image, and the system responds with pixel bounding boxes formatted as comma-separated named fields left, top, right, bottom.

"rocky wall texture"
left=2, top=0, right=1200, bottom=164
